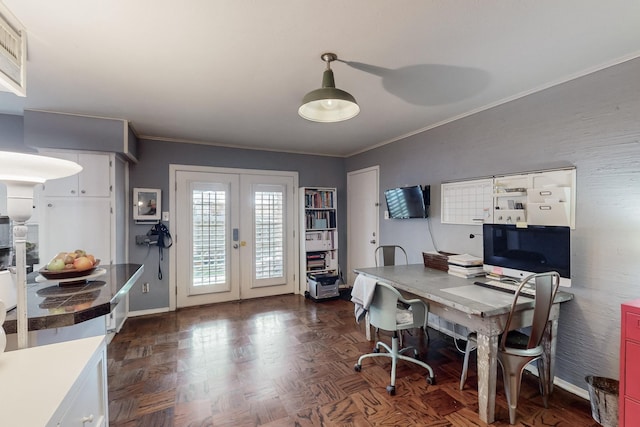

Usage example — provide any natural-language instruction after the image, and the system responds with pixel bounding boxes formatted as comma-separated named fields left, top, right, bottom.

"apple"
left=47, top=258, right=65, bottom=271
left=73, top=256, right=94, bottom=271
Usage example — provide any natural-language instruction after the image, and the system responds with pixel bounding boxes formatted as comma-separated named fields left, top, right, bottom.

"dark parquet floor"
left=107, top=293, right=597, bottom=426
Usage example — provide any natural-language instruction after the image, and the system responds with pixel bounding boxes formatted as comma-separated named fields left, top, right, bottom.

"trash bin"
left=585, top=376, right=619, bottom=427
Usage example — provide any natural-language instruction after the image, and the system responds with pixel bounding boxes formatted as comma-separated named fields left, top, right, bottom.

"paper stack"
left=447, top=254, right=485, bottom=279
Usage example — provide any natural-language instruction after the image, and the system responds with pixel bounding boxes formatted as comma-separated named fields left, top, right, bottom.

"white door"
left=347, top=166, right=379, bottom=285
left=175, top=168, right=297, bottom=307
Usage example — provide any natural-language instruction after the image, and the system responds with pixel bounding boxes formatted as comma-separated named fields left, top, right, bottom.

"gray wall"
left=346, top=57, right=640, bottom=388
left=0, top=114, right=27, bottom=152
left=128, top=139, right=346, bottom=310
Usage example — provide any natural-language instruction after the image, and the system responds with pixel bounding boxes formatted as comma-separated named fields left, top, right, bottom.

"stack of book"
left=447, top=254, right=484, bottom=279
left=306, top=252, right=327, bottom=270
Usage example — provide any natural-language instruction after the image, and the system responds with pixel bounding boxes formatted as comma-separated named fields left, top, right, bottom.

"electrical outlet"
left=142, top=282, right=150, bottom=293
left=384, top=210, right=389, bottom=220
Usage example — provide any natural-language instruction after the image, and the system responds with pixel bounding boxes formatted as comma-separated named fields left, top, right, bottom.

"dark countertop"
left=3, top=263, right=143, bottom=334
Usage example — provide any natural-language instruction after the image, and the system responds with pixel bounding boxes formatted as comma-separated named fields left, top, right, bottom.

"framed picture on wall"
left=133, top=188, right=161, bottom=221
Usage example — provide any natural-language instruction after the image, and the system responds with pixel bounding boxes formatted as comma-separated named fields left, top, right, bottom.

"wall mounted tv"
left=482, top=223, right=571, bottom=287
left=384, top=185, right=430, bottom=219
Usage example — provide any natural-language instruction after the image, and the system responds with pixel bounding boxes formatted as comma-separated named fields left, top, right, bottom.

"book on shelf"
left=304, top=190, right=334, bottom=209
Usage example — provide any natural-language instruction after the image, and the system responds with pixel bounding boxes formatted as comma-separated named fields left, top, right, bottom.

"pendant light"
left=298, top=53, right=360, bottom=123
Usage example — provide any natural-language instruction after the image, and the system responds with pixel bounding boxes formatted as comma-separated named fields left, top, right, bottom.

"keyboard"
left=473, top=280, right=535, bottom=298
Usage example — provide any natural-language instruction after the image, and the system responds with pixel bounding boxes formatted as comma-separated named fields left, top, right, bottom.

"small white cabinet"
left=41, top=152, right=111, bottom=198
left=0, top=336, right=108, bottom=427
left=493, top=168, right=576, bottom=228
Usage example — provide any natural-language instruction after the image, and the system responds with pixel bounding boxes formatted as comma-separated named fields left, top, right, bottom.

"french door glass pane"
left=255, top=190, right=284, bottom=279
left=193, top=189, right=226, bottom=286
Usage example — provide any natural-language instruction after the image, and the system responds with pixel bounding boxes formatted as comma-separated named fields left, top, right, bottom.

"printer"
left=307, top=272, right=340, bottom=301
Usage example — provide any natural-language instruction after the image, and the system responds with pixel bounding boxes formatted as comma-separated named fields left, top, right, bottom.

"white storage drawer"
left=527, top=202, right=571, bottom=226
left=527, top=187, right=570, bottom=203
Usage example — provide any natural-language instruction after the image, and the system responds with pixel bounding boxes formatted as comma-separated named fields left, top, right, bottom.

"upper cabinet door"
left=42, top=152, right=111, bottom=198
left=77, top=153, right=111, bottom=197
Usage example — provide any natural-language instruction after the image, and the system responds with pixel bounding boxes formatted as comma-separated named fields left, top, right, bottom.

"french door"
left=172, top=166, right=297, bottom=308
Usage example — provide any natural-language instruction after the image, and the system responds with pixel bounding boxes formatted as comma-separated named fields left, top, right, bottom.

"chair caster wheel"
left=426, top=376, right=435, bottom=385
left=354, top=364, right=362, bottom=372
left=386, top=385, right=396, bottom=395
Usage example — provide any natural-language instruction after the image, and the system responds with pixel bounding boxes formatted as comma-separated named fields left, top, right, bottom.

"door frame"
left=169, top=164, right=299, bottom=311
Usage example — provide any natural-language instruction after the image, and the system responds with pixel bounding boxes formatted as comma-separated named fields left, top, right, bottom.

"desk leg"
left=476, top=333, right=499, bottom=424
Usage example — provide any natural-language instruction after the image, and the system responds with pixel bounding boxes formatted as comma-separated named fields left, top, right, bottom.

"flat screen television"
left=482, top=223, right=571, bottom=287
left=384, top=185, right=430, bottom=219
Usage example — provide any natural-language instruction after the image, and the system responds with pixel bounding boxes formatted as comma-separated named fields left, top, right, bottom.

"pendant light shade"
left=299, top=53, right=359, bottom=123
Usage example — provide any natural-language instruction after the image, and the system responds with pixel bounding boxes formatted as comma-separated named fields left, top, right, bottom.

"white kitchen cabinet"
left=41, top=151, right=111, bottom=198
left=0, top=336, right=108, bottom=427
left=35, top=149, right=123, bottom=268
left=40, top=198, right=112, bottom=267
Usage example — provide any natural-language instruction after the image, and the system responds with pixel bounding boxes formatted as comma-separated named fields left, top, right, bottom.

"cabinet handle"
left=71, top=190, right=76, bottom=194
left=82, top=414, right=94, bottom=424
left=81, top=189, right=86, bottom=194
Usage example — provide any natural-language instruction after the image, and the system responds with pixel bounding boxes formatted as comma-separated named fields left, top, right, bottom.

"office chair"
left=459, top=271, right=560, bottom=425
left=374, top=245, right=408, bottom=267
left=373, top=244, right=429, bottom=344
left=354, top=281, right=435, bottom=395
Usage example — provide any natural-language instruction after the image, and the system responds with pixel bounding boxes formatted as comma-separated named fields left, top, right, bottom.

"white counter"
left=0, top=335, right=107, bottom=426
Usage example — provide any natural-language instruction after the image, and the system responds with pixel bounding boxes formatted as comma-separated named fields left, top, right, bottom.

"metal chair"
left=459, top=272, right=560, bottom=424
left=375, top=245, right=408, bottom=267
left=354, top=281, right=435, bottom=395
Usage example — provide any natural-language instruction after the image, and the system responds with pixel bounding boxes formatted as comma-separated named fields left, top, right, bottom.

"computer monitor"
left=482, top=223, right=571, bottom=287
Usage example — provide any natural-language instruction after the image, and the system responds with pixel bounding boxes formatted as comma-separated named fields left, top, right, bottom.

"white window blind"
left=254, top=189, right=284, bottom=279
left=192, top=189, right=226, bottom=286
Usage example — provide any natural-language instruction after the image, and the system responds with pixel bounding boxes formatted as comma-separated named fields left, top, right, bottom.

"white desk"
left=354, top=264, right=574, bottom=424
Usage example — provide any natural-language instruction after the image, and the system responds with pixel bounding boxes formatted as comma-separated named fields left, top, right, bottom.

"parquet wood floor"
left=107, top=294, right=597, bottom=426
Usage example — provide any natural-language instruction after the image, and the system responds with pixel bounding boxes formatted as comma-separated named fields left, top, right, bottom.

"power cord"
left=426, top=216, right=440, bottom=252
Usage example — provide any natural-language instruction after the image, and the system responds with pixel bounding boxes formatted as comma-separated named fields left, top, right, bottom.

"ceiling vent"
left=0, top=3, right=26, bottom=96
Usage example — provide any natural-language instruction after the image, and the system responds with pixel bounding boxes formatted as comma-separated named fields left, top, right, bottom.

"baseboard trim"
left=128, top=307, right=170, bottom=317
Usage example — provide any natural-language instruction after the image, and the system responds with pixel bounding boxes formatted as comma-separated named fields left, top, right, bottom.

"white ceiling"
left=1, top=1, right=639, bottom=157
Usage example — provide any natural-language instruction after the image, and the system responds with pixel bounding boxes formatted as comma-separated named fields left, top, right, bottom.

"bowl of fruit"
left=39, top=250, right=100, bottom=280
